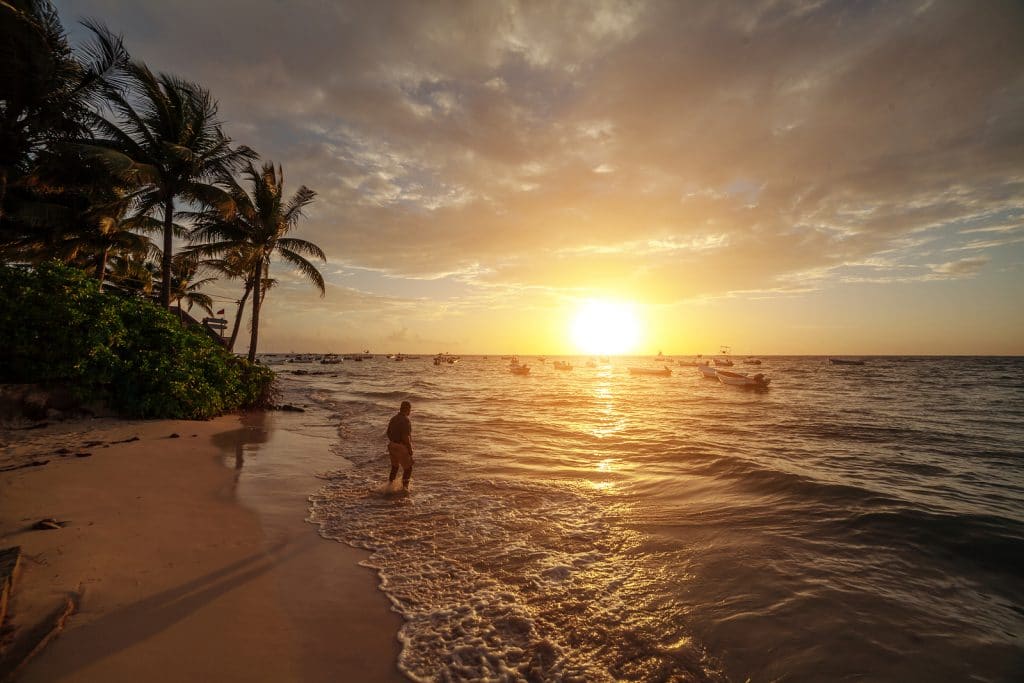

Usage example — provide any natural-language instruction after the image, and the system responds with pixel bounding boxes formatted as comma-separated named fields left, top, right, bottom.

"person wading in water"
left=386, top=400, right=414, bottom=490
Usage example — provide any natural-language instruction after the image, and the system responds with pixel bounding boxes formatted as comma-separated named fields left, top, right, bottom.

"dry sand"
left=0, top=414, right=405, bottom=682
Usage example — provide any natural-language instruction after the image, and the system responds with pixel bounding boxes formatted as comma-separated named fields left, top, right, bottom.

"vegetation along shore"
left=1, top=0, right=328, bottom=420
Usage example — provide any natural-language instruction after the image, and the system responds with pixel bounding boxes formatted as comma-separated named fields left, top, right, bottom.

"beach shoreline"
left=0, top=413, right=404, bottom=682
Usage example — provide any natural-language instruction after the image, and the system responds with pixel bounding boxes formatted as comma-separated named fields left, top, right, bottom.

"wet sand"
left=0, top=414, right=404, bottom=682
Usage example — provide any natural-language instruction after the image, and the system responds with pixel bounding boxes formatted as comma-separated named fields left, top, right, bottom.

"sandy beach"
left=0, top=413, right=404, bottom=682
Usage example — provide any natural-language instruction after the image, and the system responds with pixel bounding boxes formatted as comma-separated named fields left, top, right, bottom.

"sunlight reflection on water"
left=266, top=354, right=1024, bottom=683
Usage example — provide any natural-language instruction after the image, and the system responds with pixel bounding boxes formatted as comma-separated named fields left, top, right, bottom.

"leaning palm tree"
left=82, top=62, right=254, bottom=307
left=199, top=246, right=262, bottom=351
left=191, top=161, right=324, bottom=362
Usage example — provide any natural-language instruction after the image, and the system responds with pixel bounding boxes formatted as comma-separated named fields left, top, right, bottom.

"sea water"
left=265, top=355, right=1023, bottom=682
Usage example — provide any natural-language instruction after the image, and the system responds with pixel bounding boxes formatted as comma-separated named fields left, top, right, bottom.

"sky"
left=57, top=0, right=1024, bottom=355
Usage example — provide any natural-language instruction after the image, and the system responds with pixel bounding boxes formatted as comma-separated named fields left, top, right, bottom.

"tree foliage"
left=0, top=262, right=274, bottom=418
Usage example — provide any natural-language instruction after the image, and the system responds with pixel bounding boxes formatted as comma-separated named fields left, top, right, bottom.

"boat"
left=553, top=360, right=572, bottom=371
left=537, top=356, right=547, bottom=362
left=629, top=366, right=672, bottom=376
left=829, top=358, right=865, bottom=365
left=742, top=358, right=762, bottom=365
left=509, top=356, right=530, bottom=375
left=697, top=365, right=718, bottom=379
left=717, top=369, right=770, bottom=388
left=678, top=356, right=709, bottom=366
left=714, top=345, right=734, bottom=367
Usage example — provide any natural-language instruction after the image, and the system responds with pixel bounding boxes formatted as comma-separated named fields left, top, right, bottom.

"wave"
left=839, top=508, right=1024, bottom=579
left=310, top=472, right=726, bottom=682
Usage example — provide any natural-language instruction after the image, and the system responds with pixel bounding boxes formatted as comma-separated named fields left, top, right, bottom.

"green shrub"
left=0, top=262, right=275, bottom=418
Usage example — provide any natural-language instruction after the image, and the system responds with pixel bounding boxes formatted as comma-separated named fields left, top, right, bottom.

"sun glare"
left=570, top=300, right=642, bottom=355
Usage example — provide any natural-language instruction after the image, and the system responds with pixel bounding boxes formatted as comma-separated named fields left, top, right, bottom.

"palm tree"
left=83, top=62, right=254, bottom=307
left=0, top=1, right=127, bottom=235
left=200, top=246, right=260, bottom=351
left=7, top=146, right=160, bottom=285
left=60, top=209, right=156, bottom=288
left=163, top=255, right=216, bottom=318
left=105, top=252, right=155, bottom=297
left=191, top=161, right=324, bottom=362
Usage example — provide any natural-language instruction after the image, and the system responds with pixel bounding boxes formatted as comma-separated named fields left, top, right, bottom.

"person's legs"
left=401, top=465, right=412, bottom=488
left=387, top=442, right=405, bottom=483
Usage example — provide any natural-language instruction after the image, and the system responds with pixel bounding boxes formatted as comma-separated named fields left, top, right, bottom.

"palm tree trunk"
left=247, top=261, right=262, bottom=363
left=227, top=280, right=252, bottom=352
left=160, top=195, right=174, bottom=308
left=95, top=248, right=108, bottom=288
left=0, top=168, right=7, bottom=224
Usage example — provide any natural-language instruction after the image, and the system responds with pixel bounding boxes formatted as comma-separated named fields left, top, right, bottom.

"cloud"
left=56, top=0, right=1024, bottom=351
left=930, top=256, right=990, bottom=278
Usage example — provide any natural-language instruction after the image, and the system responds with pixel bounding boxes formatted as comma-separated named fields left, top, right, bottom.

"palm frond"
left=278, top=248, right=326, bottom=296
left=277, top=237, right=326, bottom=261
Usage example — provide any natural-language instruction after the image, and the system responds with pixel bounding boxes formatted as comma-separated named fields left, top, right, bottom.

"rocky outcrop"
left=0, top=385, right=114, bottom=425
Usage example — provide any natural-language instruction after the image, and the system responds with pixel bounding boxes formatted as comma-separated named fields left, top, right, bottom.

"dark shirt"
left=387, top=412, right=412, bottom=443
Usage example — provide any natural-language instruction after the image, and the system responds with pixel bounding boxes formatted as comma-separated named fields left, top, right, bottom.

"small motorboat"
left=714, top=345, right=733, bottom=366
left=509, top=356, right=530, bottom=374
left=717, top=370, right=770, bottom=388
left=742, top=358, right=762, bottom=365
left=697, top=365, right=718, bottom=379
left=829, top=358, right=865, bottom=365
left=629, top=366, right=672, bottom=376
left=553, top=360, right=572, bottom=371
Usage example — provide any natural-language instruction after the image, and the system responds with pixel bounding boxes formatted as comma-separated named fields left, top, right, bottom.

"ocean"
left=265, top=355, right=1024, bottom=682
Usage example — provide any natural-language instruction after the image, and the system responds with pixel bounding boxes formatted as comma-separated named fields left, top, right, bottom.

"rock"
left=74, top=452, right=92, bottom=458
left=168, top=433, right=180, bottom=439
left=32, top=519, right=66, bottom=531
left=21, top=388, right=49, bottom=421
left=275, top=404, right=306, bottom=412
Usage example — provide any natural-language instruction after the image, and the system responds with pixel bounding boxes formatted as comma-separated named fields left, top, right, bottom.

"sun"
left=570, top=300, right=642, bottom=355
